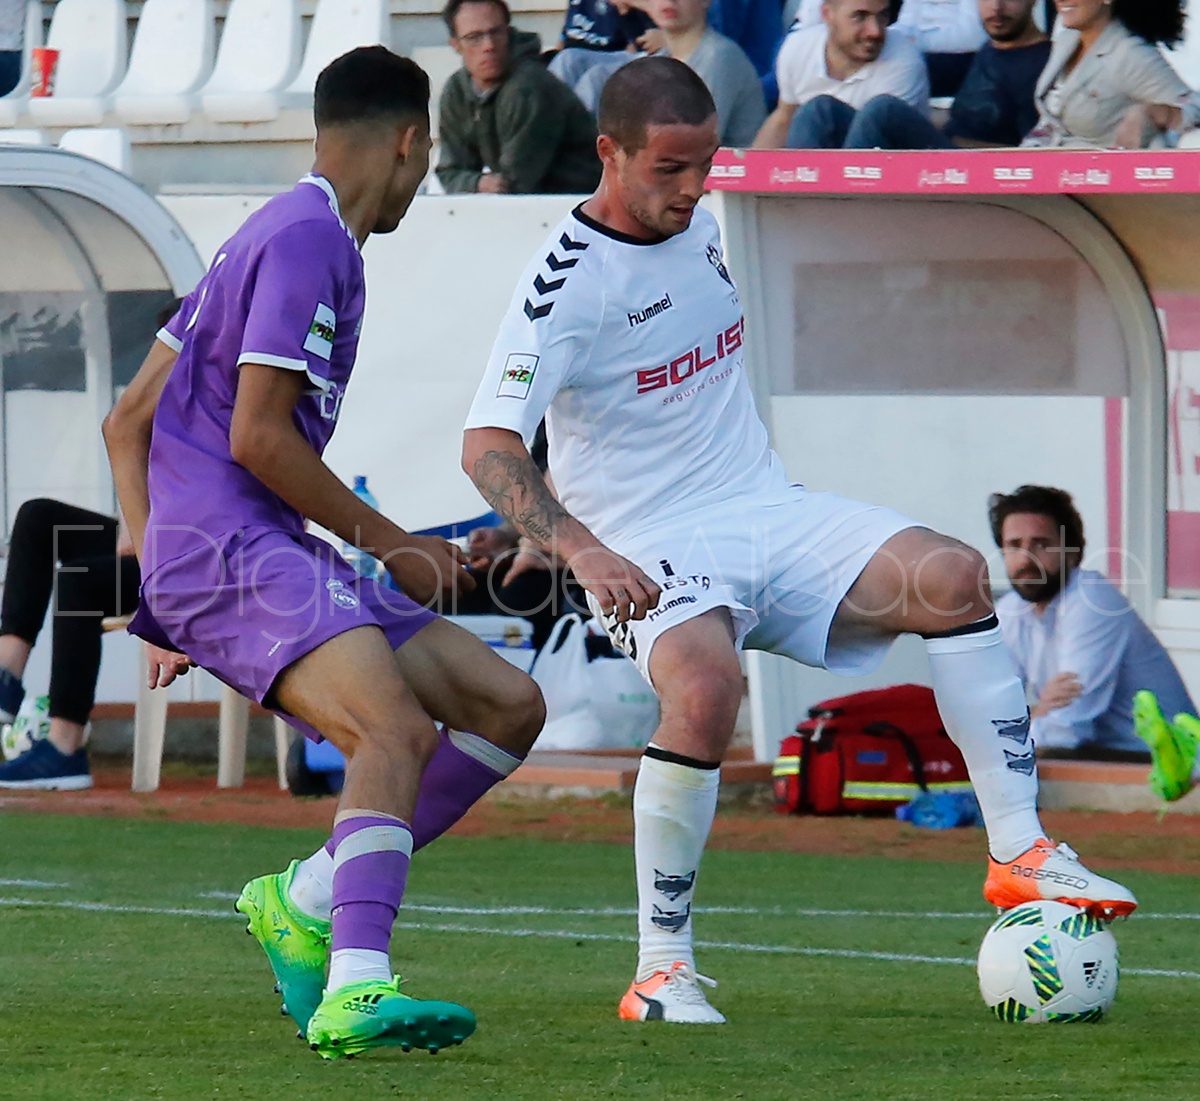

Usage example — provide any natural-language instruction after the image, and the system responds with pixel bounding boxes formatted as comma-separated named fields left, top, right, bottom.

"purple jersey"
left=147, top=175, right=363, bottom=567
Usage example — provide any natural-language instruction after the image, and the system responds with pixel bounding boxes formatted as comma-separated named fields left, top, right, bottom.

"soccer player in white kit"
left=463, top=56, right=1137, bottom=1024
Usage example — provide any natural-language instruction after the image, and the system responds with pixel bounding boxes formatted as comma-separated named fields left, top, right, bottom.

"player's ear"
left=596, top=133, right=622, bottom=168
left=396, top=122, right=421, bottom=161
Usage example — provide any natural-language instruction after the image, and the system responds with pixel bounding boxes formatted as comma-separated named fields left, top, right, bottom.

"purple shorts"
left=130, top=526, right=436, bottom=732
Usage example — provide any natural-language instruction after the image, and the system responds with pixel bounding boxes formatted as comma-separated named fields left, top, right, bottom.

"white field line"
left=1, top=894, right=1198, bottom=980
left=197, top=892, right=1200, bottom=922
left=0, top=878, right=68, bottom=888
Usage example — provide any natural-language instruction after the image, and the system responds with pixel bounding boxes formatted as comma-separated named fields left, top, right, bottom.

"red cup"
left=30, top=47, right=60, bottom=97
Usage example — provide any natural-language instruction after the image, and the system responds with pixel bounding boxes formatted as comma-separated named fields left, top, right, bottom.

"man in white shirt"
left=991, top=486, right=1199, bottom=793
left=753, top=0, right=930, bottom=148
left=463, top=55, right=1136, bottom=1027
left=796, top=0, right=987, bottom=92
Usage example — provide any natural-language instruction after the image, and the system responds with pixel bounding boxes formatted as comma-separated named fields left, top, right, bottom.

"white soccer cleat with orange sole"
left=984, top=838, right=1137, bottom=920
left=618, top=962, right=726, bottom=1024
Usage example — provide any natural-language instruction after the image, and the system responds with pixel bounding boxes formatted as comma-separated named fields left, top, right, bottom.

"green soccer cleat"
left=236, top=861, right=331, bottom=1032
left=305, top=977, right=477, bottom=1060
left=1133, top=690, right=1199, bottom=804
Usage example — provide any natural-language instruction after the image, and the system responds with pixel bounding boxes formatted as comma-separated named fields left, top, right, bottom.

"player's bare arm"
left=463, top=426, right=660, bottom=623
left=231, top=362, right=473, bottom=605
left=102, top=337, right=179, bottom=559
left=103, top=339, right=197, bottom=688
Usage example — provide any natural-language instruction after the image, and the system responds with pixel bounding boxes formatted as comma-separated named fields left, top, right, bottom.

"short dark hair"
left=988, top=484, right=1086, bottom=559
left=1112, top=0, right=1186, bottom=47
left=598, top=56, right=716, bottom=154
left=443, top=0, right=510, bottom=36
left=314, top=46, right=430, bottom=129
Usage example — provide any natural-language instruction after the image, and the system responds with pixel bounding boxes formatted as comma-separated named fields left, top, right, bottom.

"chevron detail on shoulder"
left=533, top=273, right=566, bottom=295
left=545, top=251, right=579, bottom=272
left=559, top=233, right=589, bottom=252
left=524, top=298, right=553, bottom=321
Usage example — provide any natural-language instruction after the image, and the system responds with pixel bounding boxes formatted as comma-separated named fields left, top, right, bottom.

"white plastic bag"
left=530, top=614, right=659, bottom=750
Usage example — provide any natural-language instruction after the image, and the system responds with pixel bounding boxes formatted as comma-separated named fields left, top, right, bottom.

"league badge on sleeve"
left=304, top=303, right=337, bottom=361
left=497, top=353, right=539, bottom=399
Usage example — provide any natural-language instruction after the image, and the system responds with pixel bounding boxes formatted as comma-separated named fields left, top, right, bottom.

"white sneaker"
left=618, top=962, right=726, bottom=1024
left=984, top=838, right=1138, bottom=919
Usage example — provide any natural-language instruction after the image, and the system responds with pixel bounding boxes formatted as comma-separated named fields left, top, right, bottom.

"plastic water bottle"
left=342, top=475, right=381, bottom=579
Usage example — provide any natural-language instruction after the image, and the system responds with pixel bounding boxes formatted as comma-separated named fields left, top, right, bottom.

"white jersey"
left=465, top=205, right=788, bottom=550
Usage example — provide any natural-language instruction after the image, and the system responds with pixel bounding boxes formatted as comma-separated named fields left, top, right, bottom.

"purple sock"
left=409, top=728, right=522, bottom=851
left=330, top=814, right=413, bottom=953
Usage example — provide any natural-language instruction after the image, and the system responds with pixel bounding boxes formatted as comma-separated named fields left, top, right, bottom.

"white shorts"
left=588, top=487, right=919, bottom=682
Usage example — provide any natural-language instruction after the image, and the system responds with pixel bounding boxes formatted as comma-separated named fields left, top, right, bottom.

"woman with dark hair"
left=1023, top=0, right=1198, bottom=148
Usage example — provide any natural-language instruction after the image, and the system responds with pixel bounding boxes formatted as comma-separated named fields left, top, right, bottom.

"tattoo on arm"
left=472, top=449, right=573, bottom=547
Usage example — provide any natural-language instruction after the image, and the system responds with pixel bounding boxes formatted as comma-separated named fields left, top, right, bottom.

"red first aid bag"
left=772, top=684, right=972, bottom=816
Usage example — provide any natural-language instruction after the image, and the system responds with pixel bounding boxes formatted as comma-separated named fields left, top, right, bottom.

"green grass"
left=0, top=814, right=1196, bottom=1100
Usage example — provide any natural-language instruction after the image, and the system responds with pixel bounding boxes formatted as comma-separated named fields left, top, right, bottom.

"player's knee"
left=325, top=701, right=440, bottom=767
left=661, top=661, right=743, bottom=739
left=486, top=670, right=546, bottom=751
left=917, top=542, right=990, bottom=624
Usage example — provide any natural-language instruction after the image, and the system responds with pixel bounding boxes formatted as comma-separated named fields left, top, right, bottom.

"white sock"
left=288, top=845, right=334, bottom=922
left=327, top=947, right=392, bottom=991
left=925, top=622, right=1045, bottom=862
left=633, top=749, right=720, bottom=982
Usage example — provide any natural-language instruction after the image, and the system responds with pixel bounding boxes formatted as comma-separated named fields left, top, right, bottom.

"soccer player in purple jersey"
left=103, top=46, right=544, bottom=1060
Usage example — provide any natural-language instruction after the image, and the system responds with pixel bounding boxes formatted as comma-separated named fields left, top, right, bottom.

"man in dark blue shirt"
left=788, top=0, right=1050, bottom=149
left=560, top=0, right=655, bottom=52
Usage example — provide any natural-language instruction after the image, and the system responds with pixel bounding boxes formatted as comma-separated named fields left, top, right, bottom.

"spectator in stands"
left=437, top=0, right=601, bottom=194
left=754, top=0, right=929, bottom=148
left=784, top=0, right=1050, bottom=149
left=990, top=484, right=1197, bottom=761
left=1023, top=0, right=1200, bottom=149
left=549, top=0, right=659, bottom=91
left=571, top=0, right=768, bottom=146
left=0, top=499, right=139, bottom=790
left=0, top=0, right=23, bottom=98
left=795, top=0, right=985, bottom=96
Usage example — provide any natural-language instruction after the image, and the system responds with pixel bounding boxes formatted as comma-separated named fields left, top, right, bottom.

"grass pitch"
left=0, top=813, right=1196, bottom=1101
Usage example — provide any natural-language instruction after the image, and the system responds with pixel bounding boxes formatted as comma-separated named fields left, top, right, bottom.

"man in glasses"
left=437, top=0, right=602, bottom=194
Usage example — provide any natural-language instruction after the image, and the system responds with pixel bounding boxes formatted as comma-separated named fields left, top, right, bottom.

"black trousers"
left=0, top=499, right=139, bottom=725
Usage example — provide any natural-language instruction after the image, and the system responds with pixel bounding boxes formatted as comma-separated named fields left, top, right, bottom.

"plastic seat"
left=101, top=617, right=289, bottom=793
left=113, top=0, right=215, bottom=126
left=28, top=0, right=127, bottom=128
left=0, top=1, right=43, bottom=128
left=279, top=0, right=388, bottom=110
left=200, top=0, right=301, bottom=123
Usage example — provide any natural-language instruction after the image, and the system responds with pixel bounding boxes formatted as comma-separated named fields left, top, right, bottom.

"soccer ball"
left=1, top=695, right=51, bottom=761
left=977, top=900, right=1119, bottom=1023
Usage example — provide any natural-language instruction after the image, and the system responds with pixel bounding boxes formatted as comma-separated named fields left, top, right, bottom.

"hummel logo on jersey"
left=654, top=870, right=696, bottom=901
left=628, top=294, right=673, bottom=327
left=523, top=234, right=589, bottom=321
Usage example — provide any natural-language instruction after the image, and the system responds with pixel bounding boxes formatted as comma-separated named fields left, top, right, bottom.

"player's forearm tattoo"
left=472, top=450, right=572, bottom=547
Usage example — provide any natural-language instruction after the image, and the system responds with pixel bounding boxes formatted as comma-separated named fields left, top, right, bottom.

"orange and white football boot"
left=984, top=838, right=1137, bottom=919
left=618, top=962, right=726, bottom=1024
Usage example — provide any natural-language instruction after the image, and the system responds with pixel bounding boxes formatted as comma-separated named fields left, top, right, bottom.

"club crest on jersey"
left=497, top=353, right=539, bottom=399
left=304, top=303, right=336, bottom=361
left=706, top=243, right=733, bottom=287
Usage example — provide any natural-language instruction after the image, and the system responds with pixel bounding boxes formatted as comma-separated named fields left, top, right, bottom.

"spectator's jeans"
left=0, top=51, right=20, bottom=98
left=787, top=94, right=954, bottom=151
